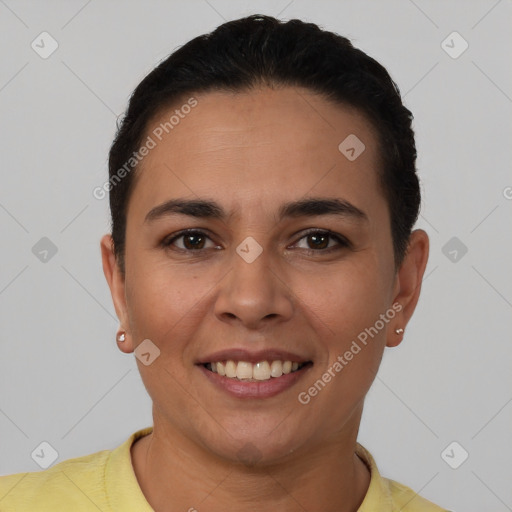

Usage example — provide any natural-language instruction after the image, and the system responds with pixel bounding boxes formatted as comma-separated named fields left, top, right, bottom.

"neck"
left=131, top=414, right=370, bottom=512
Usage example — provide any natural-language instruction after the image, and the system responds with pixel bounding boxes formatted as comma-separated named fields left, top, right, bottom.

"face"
left=102, top=86, right=428, bottom=465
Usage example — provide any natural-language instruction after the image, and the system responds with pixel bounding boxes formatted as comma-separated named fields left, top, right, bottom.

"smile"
left=204, top=360, right=308, bottom=381
left=197, top=348, right=313, bottom=398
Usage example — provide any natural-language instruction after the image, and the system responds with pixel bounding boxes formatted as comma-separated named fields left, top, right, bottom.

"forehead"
left=129, top=86, right=385, bottom=222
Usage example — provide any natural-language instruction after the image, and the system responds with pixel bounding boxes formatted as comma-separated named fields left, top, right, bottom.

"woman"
left=0, top=14, right=448, bottom=511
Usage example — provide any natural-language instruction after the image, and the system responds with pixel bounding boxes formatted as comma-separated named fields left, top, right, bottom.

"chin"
left=204, top=423, right=309, bottom=467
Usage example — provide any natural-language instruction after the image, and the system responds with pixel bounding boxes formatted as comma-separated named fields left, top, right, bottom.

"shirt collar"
left=355, top=442, right=394, bottom=511
left=105, top=426, right=154, bottom=511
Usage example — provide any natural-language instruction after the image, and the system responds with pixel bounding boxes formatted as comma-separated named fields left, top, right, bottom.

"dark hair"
left=108, top=14, right=420, bottom=274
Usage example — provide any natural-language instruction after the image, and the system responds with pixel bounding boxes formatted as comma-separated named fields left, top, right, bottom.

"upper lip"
left=196, top=348, right=311, bottom=365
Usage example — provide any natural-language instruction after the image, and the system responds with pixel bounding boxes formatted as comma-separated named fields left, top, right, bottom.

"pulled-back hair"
left=108, top=14, right=420, bottom=274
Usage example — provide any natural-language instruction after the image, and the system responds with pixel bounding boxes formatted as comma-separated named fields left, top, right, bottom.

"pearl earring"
left=117, top=331, right=126, bottom=342
left=395, top=328, right=404, bottom=335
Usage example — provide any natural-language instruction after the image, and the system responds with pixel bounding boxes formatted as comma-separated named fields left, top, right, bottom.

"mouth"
left=196, top=349, right=313, bottom=399
left=202, top=360, right=310, bottom=381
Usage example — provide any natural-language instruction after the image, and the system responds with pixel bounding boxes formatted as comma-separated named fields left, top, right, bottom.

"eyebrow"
left=144, top=197, right=368, bottom=224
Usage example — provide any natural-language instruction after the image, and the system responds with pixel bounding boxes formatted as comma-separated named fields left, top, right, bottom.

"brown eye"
left=307, top=232, right=329, bottom=250
left=182, top=233, right=206, bottom=250
left=162, top=230, right=216, bottom=251
left=294, top=229, right=350, bottom=253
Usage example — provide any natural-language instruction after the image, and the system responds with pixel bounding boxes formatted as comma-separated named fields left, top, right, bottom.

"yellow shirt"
left=0, top=427, right=448, bottom=511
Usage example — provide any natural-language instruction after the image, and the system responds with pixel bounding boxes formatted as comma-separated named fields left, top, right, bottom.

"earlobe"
left=386, top=229, right=429, bottom=348
left=116, top=329, right=134, bottom=354
left=386, top=326, right=405, bottom=348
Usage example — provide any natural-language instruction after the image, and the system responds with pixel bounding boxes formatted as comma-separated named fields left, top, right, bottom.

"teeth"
left=253, top=361, right=270, bottom=380
left=270, top=360, right=283, bottom=377
left=236, top=361, right=253, bottom=380
left=206, top=360, right=306, bottom=381
left=225, top=360, right=237, bottom=378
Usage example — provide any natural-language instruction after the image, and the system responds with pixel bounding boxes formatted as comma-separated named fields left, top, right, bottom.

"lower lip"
left=198, top=364, right=312, bottom=399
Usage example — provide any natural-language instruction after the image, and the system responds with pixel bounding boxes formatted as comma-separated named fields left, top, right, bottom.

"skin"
left=101, top=86, right=429, bottom=512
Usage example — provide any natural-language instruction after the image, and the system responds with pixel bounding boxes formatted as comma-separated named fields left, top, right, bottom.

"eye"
left=161, top=229, right=218, bottom=251
left=161, top=228, right=350, bottom=254
left=293, top=229, right=350, bottom=253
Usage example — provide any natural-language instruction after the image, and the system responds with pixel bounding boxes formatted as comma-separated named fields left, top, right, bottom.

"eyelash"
left=161, top=228, right=350, bottom=255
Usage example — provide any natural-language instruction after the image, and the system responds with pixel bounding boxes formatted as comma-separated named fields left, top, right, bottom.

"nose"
left=213, top=243, right=294, bottom=331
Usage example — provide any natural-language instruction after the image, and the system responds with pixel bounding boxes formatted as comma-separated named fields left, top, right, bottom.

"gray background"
left=0, top=1, right=511, bottom=510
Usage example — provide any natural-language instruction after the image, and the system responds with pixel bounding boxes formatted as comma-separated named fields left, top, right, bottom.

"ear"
left=386, top=229, right=429, bottom=348
left=100, top=234, right=134, bottom=353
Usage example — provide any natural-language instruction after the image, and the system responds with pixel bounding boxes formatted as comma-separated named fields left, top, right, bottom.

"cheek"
left=138, top=290, right=190, bottom=330
left=124, top=257, right=202, bottom=346
left=297, top=259, right=391, bottom=341
left=124, top=255, right=231, bottom=372
left=295, top=265, right=388, bottom=422
left=123, top=265, right=205, bottom=402
left=297, top=258, right=390, bottom=394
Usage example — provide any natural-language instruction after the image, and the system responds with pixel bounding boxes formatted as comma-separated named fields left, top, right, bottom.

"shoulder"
left=0, top=427, right=153, bottom=512
left=355, top=443, right=449, bottom=512
left=0, top=448, right=111, bottom=511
